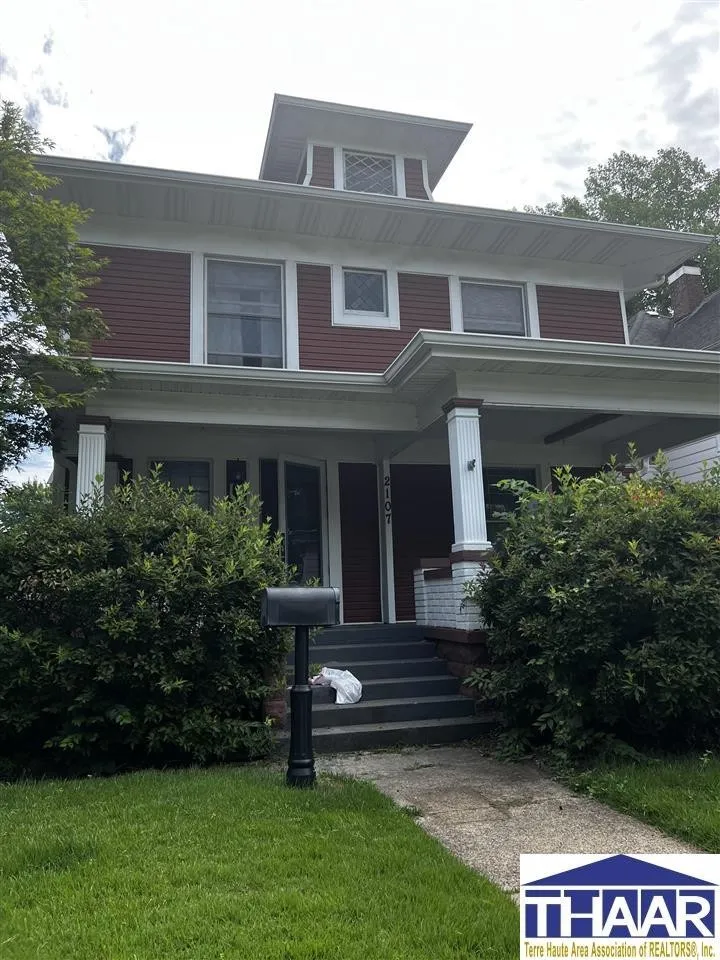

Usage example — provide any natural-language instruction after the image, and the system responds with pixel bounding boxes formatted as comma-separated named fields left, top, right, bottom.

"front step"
left=304, top=640, right=435, bottom=663
left=312, top=694, right=475, bottom=727
left=287, top=656, right=449, bottom=681
left=308, top=715, right=496, bottom=752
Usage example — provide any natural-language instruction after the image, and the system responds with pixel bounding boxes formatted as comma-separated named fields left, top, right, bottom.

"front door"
left=280, top=458, right=327, bottom=583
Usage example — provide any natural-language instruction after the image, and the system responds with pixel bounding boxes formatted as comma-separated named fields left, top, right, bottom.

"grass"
left=574, top=753, right=720, bottom=852
left=0, top=766, right=518, bottom=960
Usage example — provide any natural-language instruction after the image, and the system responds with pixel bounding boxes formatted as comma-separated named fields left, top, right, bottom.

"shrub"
left=0, top=473, right=290, bottom=776
left=466, top=456, right=720, bottom=763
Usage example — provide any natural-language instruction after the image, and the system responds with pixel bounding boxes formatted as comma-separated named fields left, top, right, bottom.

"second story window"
left=206, top=259, right=283, bottom=368
left=343, top=151, right=396, bottom=195
left=343, top=268, right=387, bottom=316
left=461, top=281, right=527, bottom=337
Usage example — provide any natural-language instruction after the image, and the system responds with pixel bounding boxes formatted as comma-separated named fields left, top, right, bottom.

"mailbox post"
left=262, top=586, right=340, bottom=788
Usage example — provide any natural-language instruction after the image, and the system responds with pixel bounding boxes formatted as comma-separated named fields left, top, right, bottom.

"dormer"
left=259, top=94, right=471, bottom=200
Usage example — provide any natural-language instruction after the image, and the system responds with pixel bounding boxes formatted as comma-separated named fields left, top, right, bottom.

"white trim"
left=190, top=252, right=205, bottom=363
left=333, top=146, right=343, bottom=192
left=667, top=264, right=702, bottom=284
left=448, top=275, right=464, bottom=332
left=395, top=155, right=407, bottom=199
left=331, top=264, right=400, bottom=329
left=302, top=143, right=314, bottom=186
left=526, top=281, right=541, bottom=338
left=325, top=458, right=344, bottom=621
left=619, top=291, right=630, bottom=345
left=379, top=458, right=396, bottom=623
left=284, top=260, right=299, bottom=369
left=420, top=158, right=433, bottom=200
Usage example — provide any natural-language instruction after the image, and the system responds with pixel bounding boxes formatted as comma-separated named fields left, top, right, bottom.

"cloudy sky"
left=1, top=0, right=719, bottom=482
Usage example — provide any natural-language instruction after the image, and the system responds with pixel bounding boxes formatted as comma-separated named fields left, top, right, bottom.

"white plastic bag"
left=318, top=667, right=362, bottom=704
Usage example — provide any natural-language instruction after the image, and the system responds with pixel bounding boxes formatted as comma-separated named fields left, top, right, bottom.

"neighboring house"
left=629, top=265, right=720, bottom=481
left=40, top=95, right=719, bottom=639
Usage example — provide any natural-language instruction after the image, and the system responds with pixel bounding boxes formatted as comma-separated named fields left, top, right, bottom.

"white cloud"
left=5, top=448, right=53, bottom=486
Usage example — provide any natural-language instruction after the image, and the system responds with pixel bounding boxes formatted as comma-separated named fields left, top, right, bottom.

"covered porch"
left=55, top=332, right=720, bottom=630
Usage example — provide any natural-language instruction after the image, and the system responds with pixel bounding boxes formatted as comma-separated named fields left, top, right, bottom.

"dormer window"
left=343, top=150, right=397, bottom=195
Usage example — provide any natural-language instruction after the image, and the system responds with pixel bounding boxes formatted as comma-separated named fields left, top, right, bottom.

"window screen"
left=206, top=260, right=283, bottom=367
left=461, top=282, right=526, bottom=336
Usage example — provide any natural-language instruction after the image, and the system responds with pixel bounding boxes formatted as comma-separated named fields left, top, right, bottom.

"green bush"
left=466, top=456, right=720, bottom=763
left=0, top=474, right=290, bottom=776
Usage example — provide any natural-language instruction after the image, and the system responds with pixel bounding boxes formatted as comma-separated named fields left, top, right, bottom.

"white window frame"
left=204, top=256, right=286, bottom=368
left=342, top=148, right=398, bottom=196
left=458, top=278, right=529, bottom=337
left=331, top=264, right=400, bottom=329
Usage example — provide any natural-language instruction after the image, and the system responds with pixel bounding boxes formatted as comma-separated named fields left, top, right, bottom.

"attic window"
left=343, top=151, right=396, bottom=195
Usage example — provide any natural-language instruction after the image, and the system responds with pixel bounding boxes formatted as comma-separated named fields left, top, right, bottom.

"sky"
left=1, top=0, right=719, bottom=483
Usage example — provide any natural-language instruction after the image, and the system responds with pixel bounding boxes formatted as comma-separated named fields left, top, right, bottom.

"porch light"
left=262, top=586, right=340, bottom=788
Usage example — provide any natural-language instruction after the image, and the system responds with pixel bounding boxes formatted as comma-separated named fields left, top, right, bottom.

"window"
left=343, top=269, right=387, bottom=316
left=484, top=467, right=537, bottom=543
left=206, top=259, right=283, bottom=367
left=226, top=459, right=247, bottom=498
left=343, top=151, right=396, bottom=195
left=461, top=281, right=527, bottom=336
left=154, top=460, right=211, bottom=509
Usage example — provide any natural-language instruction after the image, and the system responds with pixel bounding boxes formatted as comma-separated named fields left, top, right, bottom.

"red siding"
left=391, top=465, right=453, bottom=621
left=297, top=266, right=451, bottom=372
left=404, top=158, right=429, bottom=199
left=88, top=246, right=191, bottom=361
left=537, top=286, right=625, bottom=344
left=339, top=463, right=382, bottom=623
left=309, top=145, right=335, bottom=188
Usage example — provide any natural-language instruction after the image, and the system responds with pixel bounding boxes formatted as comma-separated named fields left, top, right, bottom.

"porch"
left=55, top=331, right=720, bottom=634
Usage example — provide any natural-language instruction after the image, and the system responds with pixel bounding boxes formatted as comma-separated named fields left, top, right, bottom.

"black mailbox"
left=262, top=586, right=340, bottom=628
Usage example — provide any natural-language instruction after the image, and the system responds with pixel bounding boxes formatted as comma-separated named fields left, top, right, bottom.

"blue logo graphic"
left=522, top=855, right=717, bottom=939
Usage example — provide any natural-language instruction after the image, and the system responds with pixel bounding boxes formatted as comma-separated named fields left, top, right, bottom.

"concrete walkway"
left=317, top=745, right=695, bottom=891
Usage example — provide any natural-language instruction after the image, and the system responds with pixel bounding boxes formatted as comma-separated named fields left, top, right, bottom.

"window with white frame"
left=461, top=281, right=527, bottom=336
left=206, top=259, right=283, bottom=367
left=153, top=460, right=211, bottom=509
left=343, top=151, right=396, bottom=195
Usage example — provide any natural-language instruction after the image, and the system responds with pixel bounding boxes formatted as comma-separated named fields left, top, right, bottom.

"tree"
left=529, top=149, right=720, bottom=314
left=0, top=101, right=106, bottom=478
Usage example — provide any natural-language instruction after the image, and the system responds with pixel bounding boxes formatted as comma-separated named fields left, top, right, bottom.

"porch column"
left=443, top=400, right=492, bottom=553
left=75, top=418, right=109, bottom=509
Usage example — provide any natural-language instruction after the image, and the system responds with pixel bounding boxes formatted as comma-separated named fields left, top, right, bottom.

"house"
left=628, top=264, right=720, bottom=480
left=38, top=95, right=720, bottom=745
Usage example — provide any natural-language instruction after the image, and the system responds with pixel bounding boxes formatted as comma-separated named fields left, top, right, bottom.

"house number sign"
left=384, top=474, right=392, bottom=526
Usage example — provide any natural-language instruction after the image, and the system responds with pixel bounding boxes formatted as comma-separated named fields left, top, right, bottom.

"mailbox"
left=262, top=586, right=340, bottom=628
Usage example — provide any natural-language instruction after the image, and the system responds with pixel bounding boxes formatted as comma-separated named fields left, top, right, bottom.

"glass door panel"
left=284, top=461, right=323, bottom=582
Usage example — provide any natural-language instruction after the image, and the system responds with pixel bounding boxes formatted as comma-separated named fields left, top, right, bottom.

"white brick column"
left=75, top=420, right=108, bottom=509
left=444, top=400, right=492, bottom=553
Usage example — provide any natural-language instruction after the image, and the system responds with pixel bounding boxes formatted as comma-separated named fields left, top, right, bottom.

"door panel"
left=284, top=461, right=323, bottom=582
left=339, top=463, right=381, bottom=623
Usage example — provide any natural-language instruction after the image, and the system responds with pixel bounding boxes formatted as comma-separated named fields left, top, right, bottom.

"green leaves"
left=1, top=100, right=107, bottom=475
left=0, top=474, right=291, bottom=776
left=466, top=458, right=720, bottom=762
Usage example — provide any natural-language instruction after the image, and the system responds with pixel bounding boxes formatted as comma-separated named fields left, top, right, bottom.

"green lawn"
left=575, top=754, right=720, bottom=852
left=0, top=767, right=517, bottom=960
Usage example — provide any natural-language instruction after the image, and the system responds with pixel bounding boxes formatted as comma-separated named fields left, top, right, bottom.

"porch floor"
left=286, top=623, right=496, bottom=752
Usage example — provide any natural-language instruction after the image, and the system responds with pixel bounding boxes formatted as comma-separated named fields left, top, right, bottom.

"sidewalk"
left=317, top=745, right=695, bottom=891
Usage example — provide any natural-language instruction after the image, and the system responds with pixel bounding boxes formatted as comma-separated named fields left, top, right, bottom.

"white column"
left=445, top=402, right=492, bottom=553
left=75, top=421, right=107, bottom=509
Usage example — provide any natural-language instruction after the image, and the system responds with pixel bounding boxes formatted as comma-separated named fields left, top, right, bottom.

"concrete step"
left=351, top=674, right=460, bottom=700
left=314, top=623, right=425, bottom=644
left=311, top=694, right=476, bottom=728
left=305, top=715, right=498, bottom=752
left=296, top=640, right=436, bottom=665
left=287, top=657, right=448, bottom=681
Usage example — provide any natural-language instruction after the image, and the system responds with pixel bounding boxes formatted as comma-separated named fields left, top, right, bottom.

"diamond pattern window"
left=343, top=269, right=388, bottom=315
left=343, top=151, right=396, bottom=195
